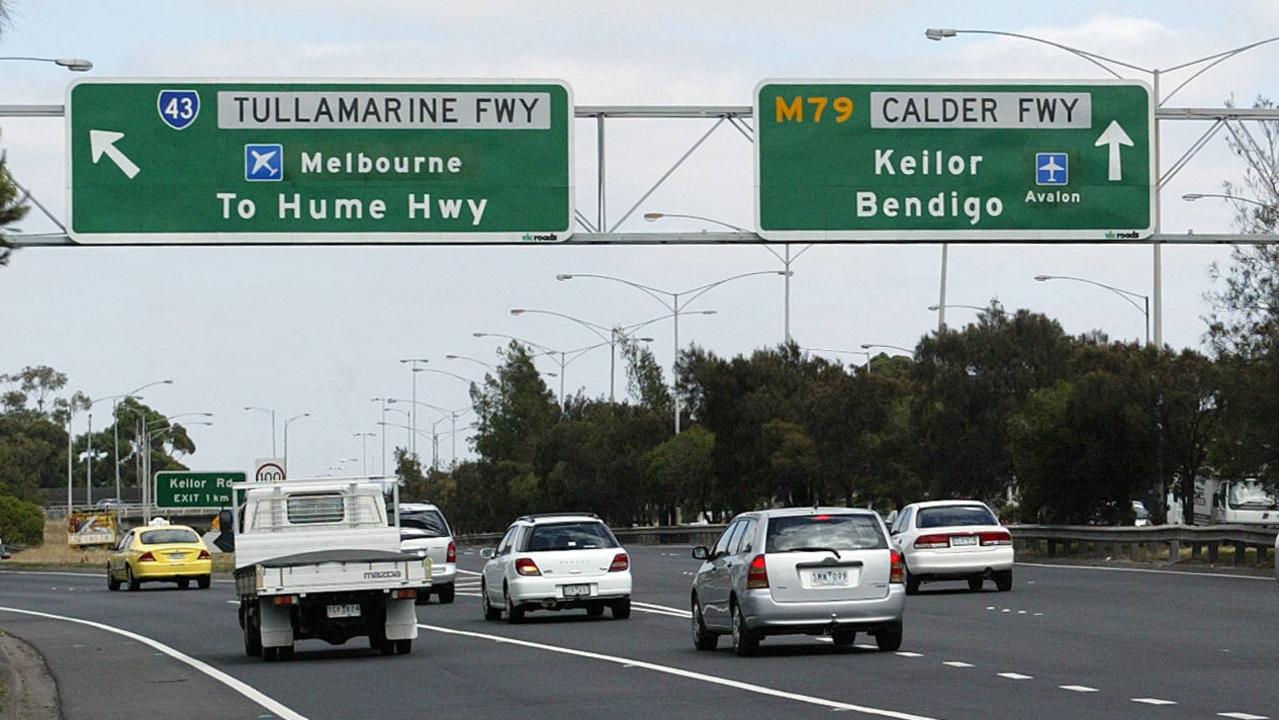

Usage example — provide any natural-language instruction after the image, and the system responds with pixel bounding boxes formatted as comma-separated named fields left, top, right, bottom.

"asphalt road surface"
left=1, top=546, right=1276, bottom=720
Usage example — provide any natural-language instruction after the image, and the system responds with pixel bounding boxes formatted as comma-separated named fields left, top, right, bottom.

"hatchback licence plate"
left=806, top=569, right=851, bottom=587
left=950, top=535, right=978, bottom=547
left=561, top=584, right=591, bottom=597
left=326, top=603, right=361, bottom=619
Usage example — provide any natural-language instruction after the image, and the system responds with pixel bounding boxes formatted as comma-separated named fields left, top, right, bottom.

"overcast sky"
left=2, top=1, right=1276, bottom=479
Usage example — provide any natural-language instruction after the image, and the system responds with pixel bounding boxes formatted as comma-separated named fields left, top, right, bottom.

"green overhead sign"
left=755, top=80, right=1154, bottom=241
left=154, top=471, right=244, bottom=509
left=67, top=79, right=574, bottom=244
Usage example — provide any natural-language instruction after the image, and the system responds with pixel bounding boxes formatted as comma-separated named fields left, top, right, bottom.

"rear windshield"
left=401, top=510, right=450, bottom=537
left=524, top=522, right=618, bottom=552
left=765, top=514, right=887, bottom=552
left=286, top=493, right=346, bottom=524
left=139, top=528, right=200, bottom=545
left=916, top=505, right=998, bottom=528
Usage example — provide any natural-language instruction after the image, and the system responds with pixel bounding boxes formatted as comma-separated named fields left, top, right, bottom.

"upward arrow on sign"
left=1093, top=120, right=1134, bottom=182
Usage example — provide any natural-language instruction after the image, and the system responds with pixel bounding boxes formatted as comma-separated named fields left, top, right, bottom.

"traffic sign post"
left=67, top=79, right=574, bottom=244
left=254, top=458, right=286, bottom=483
left=154, top=471, right=245, bottom=509
left=755, top=80, right=1154, bottom=241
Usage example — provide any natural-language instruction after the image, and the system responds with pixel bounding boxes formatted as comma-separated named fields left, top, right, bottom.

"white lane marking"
left=854, top=644, right=878, bottom=650
left=632, top=601, right=691, bottom=617
left=998, top=673, right=1033, bottom=680
left=943, top=661, right=974, bottom=668
left=1017, top=610, right=1027, bottom=615
left=0, top=570, right=234, bottom=585
left=456, top=569, right=482, bottom=576
left=416, top=623, right=940, bottom=720
left=0, top=606, right=306, bottom=720
left=1060, top=685, right=1099, bottom=693
left=1019, top=562, right=1272, bottom=582
left=1132, top=698, right=1177, bottom=705
left=1218, top=713, right=1268, bottom=719
left=815, top=637, right=833, bottom=643
left=895, top=651, right=923, bottom=658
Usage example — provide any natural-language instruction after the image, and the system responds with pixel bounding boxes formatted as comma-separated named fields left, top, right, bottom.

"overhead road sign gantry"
left=755, top=80, right=1154, bottom=241
left=67, top=79, right=573, bottom=245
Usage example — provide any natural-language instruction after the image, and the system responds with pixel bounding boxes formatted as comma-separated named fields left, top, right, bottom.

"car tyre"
left=967, top=577, right=984, bottom=591
left=481, top=581, right=502, bottom=621
left=730, top=602, right=758, bottom=657
left=277, top=645, right=294, bottom=662
left=994, top=569, right=1013, bottom=592
left=107, top=566, right=120, bottom=592
left=197, top=575, right=211, bottom=590
left=586, top=603, right=605, bottom=619
left=177, top=578, right=190, bottom=590
left=832, top=629, right=856, bottom=647
left=244, top=614, right=262, bottom=657
left=875, top=622, right=903, bottom=652
left=610, top=598, right=631, bottom=620
left=504, top=585, right=524, bottom=624
left=437, top=583, right=455, bottom=604
left=263, top=646, right=280, bottom=662
left=904, top=568, right=921, bottom=595
left=126, top=565, right=141, bottom=592
left=394, top=639, right=412, bottom=655
left=691, top=597, right=717, bottom=651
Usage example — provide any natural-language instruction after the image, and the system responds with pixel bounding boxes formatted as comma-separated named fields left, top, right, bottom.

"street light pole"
left=1034, top=274, right=1151, bottom=345
left=243, top=406, right=277, bottom=456
left=0, top=56, right=94, bottom=71
left=353, top=432, right=375, bottom=476
left=282, top=413, right=311, bottom=475
left=400, top=358, right=429, bottom=457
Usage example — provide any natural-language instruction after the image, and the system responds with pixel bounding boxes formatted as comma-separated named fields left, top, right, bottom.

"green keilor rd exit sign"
left=154, top=471, right=245, bottom=509
left=67, top=79, right=573, bottom=244
left=755, top=80, right=1154, bottom=241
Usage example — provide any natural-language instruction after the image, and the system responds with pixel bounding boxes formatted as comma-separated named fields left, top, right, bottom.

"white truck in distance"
left=1168, top=477, right=1279, bottom=526
left=220, top=477, right=431, bottom=661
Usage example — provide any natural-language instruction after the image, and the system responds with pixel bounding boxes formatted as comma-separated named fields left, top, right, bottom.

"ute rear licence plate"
left=561, top=584, right=591, bottom=597
left=326, top=604, right=361, bottom=619
left=805, top=568, right=851, bottom=588
left=950, top=535, right=978, bottom=547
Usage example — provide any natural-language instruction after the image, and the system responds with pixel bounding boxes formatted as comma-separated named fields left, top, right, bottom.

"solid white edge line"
left=416, top=623, right=939, bottom=720
left=0, top=606, right=306, bottom=720
left=0, top=570, right=234, bottom=584
left=1018, top=562, right=1272, bottom=581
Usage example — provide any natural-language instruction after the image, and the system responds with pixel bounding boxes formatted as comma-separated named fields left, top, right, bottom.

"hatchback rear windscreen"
left=524, top=522, right=618, bottom=551
left=916, top=505, right=998, bottom=528
left=765, top=514, right=887, bottom=552
left=401, top=510, right=450, bottom=537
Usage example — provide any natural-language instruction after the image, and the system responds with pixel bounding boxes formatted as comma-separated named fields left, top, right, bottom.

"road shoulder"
left=0, top=626, right=59, bottom=720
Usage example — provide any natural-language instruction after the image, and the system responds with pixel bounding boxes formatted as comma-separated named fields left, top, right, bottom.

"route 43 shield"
left=157, top=89, right=200, bottom=130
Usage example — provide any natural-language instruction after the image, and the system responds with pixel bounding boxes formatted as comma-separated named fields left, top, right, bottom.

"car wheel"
left=126, top=565, right=141, bottom=592
left=395, top=639, right=412, bottom=655
left=905, top=567, right=921, bottom=595
left=437, top=583, right=455, bottom=604
left=832, top=629, right=856, bottom=647
left=481, top=581, right=502, bottom=621
left=610, top=598, right=631, bottom=620
left=197, top=575, right=211, bottom=590
left=691, top=597, right=717, bottom=651
left=107, top=565, right=120, bottom=592
left=875, top=622, right=903, bottom=652
left=967, top=577, right=984, bottom=592
left=730, top=602, right=758, bottom=657
left=504, top=584, right=524, bottom=624
left=262, top=646, right=280, bottom=662
left=244, top=613, right=262, bottom=657
left=994, top=569, right=1013, bottom=592
left=177, top=578, right=190, bottom=590
left=277, top=645, right=294, bottom=662
left=586, top=603, right=605, bottom=619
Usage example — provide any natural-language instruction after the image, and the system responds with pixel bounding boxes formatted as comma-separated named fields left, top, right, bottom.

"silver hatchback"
left=689, top=508, right=905, bottom=656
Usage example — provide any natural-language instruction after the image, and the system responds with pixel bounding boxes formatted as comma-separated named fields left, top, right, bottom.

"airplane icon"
left=1035, top=152, right=1068, bottom=186
left=244, top=143, right=283, bottom=182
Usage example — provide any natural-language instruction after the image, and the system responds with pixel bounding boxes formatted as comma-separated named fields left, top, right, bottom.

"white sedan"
left=890, top=500, right=1013, bottom=594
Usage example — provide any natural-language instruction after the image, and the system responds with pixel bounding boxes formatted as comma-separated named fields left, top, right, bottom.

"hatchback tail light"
left=914, top=534, right=950, bottom=549
left=609, top=553, right=629, bottom=572
left=515, top=558, right=542, bottom=576
left=889, top=550, right=905, bottom=584
left=746, top=554, right=769, bottom=589
left=446, top=541, right=457, bottom=563
left=197, top=550, right=211, bottom=560
left=979, top=530, right=1012, bottom=546
left=138, top=551, right=156, bottom=562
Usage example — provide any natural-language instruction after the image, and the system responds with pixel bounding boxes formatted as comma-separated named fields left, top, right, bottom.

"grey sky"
left=2, top=1, right=1276, bottom=478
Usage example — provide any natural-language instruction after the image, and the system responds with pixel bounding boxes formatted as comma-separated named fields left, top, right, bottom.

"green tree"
left=641, top=425, right=714, bottom=525
left=0, top=494, right=44, bottom=546
left=0, top=153, right=30, bottom=267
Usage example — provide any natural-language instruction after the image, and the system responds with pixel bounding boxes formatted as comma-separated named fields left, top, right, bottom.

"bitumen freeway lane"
left=0, top=547, right=1276, bottom=720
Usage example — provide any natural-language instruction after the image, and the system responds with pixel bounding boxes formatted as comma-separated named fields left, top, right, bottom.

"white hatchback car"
left=398, top=503, right=457, bottom=604
left=480, top=514, right=632, bottom=623
left=890, top=501, right=1013, bottom=594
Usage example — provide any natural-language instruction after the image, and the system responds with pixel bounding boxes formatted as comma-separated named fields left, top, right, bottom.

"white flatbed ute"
left=219, top=477, right=430, bottom=661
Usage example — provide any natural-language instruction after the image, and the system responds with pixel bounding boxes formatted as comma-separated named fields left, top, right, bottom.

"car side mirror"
left=480, top=547, right=496, bottom=559
left=212, top=509, right=235, bottom=553
left=889, top=529, right=901, bottom=536
left=691, top=546, right=710, bottom=560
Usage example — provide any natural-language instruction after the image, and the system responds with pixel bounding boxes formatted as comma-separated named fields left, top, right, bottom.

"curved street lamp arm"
left=513, top=308, right=613, bottom=343
left=415, top=367, right=478, bottom=386
left=1161, top=37, right=1279, bottom=105
left=475, top=332, right=559, bottom=355
left=680, top=270, right=784, bottom=308
left=1040, top=275, right=1147, bottom=315
left=559, top=274, right=677, bottom=311
left=945, top=29, right=1139, bottom=76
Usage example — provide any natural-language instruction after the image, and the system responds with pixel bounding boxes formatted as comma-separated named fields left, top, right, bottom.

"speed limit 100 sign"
left=254, top=458, right=286, bottom=482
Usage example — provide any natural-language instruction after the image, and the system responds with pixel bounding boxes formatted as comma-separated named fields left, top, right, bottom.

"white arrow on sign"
left=1093, top=120, right=1134, bottom=182
left=89, top=129, right=140, bottom=179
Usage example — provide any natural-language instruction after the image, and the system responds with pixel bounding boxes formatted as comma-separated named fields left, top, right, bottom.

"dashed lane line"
left=1060, top=685, right=1099, bottom=693
left=0, top=606, right=306, bottom=720
left=998, top=673, right=1033, bottom=680
left=1218, top=713, right=1269, bottom=719
left=415, top=622, right=941, bottom=720
left=943, top=661, right=974, bottom=668
left=1018, top=562, right=1272, bottom=582
left=1132, top=698, right=1178, bottom=706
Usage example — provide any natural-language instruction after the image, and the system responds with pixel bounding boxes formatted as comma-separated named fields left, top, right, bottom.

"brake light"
left=272, top=595, right=297, bottom=606
left=446, top=541, right=457, bottom=563
left=979, top=530, right=1012, bottom=546
left=197, top=550, right=211, bottom=560
left=138, top=551, right=156, bottom=562
left=914, top=534, right=950, bottom=549
left=814, top=514, right=831, bottom=521
left=609, top=553, right=629, bottom=572
left=393, top=589, right=417, bottom=600
left=515, top=558, right=542, bottom=576
left=746, top=554, right=769, bottom=589
left=890, top=550, right=905, bottom=583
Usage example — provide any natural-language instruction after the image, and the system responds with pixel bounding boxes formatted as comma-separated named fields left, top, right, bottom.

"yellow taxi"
left=107, top=521, right=213, bottom=591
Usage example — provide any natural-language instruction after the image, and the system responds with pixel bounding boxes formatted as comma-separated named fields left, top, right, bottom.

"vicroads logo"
left=522, top=232, right=560, bottom=242
left=1104, top=230, right=1141, bottom=239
